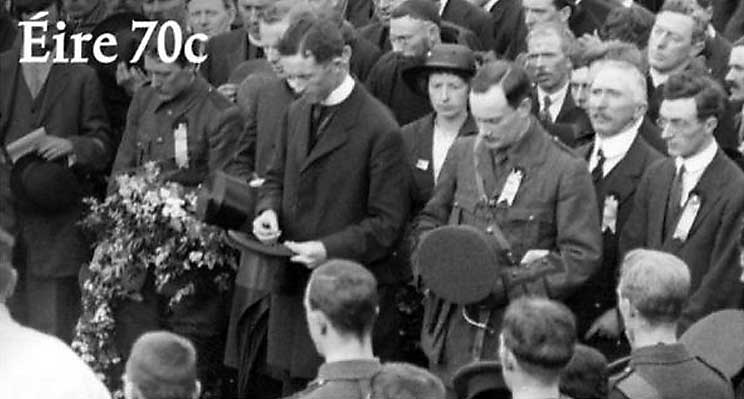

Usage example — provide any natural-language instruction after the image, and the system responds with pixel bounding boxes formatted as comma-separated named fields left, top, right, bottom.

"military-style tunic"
left=288, top=359, right=382, bottom=399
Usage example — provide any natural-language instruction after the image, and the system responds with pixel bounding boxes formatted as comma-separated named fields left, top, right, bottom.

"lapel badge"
left=416, top=159, right=430, bottom=171
left=602, top=194, right=619, bottom=234
left=673, top=193, right=701, bottom=242
left=497, top=168, right=524, bottom=207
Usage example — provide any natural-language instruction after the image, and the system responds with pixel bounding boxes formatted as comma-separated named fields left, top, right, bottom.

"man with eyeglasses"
left=413, top=60, right=600, bottom=393
left=619, top=70, right=744, bottom=333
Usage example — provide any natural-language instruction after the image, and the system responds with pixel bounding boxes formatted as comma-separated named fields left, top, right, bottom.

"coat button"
left=156, top=137, right=164, bottom=144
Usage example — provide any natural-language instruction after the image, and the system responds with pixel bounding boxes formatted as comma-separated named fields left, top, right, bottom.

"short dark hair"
left=599, top=5, right=656, bottom=48
left=306, top=259, right=379, bottom=339
left=552, top=0, right=575, bottom=12
left=501, top=297, right=576, bottom=372
left=126, top=331, right=198, bottom=399
left=470, top=60, right=532, bottom=109
left=559, top=344, right=609, bottom=399
left=144, top=22, right=193, bottom=66
left=390, top=0, right=441, bottom=27
left=371, top=362, right=446, bottom=399
left=663, top=71, right=726, bottom=121
left=619, top=249, right=690, bottom=324
left=276, top=15, right=345, bottom=64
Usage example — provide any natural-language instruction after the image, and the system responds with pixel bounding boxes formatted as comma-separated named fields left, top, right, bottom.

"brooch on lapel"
left=673, top=193, right=702, bottom=242
left=497, top=168, right=524, bottom=207
left=173, top=119, right=189, bottom=169
left=416, top=159, right=430, bottom=171
left=602, top=194, right=619, bottom=234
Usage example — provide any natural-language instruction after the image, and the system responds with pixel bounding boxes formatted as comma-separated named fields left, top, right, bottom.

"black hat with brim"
left=453, top=361, right=510, bottom=399
left=402, top=43, right=477, bottom=97
left=227, top=230, right=294, bottom=258
left=10, top=153, right=82, bottom=214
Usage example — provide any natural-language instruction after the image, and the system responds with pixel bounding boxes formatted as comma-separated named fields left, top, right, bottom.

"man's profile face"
left=522, top=0, right=565, bottom=30
left=389, top=16, right=433, bottom=58
left=281, top=53, right=338, bottom=103
left=237, top=0, right=271, bottom=37
left=143, top=0, right=188, bottom=26
left=725, top=46, right=744, bottom=102
left=144, top=55, right=194, bottom=101
left=569, top=66, right=591, bottom=109
left=188, top=0, right=233, bottom=38
left=470, top=85, right=527, bottom=151
left=658, top=97, right=712, bottom=158
left=62, top=0, right=100, bottom=19
left=647, top=12, right=697, bottom=74
left=259, top=19, right=291, bottom=77
left=587, top=67, right=643, bottom=137
left=525, top=31, right=571, bottom=93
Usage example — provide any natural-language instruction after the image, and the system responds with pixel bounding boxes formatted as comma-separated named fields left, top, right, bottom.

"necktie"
left=591, top=148, right=605, bottom=183
left=664, top=164, right=686, bottom=239
left=540, top=95, right=553, bottom=123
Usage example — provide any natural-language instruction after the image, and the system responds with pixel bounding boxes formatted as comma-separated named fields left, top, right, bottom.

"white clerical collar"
left=484, top=0, right=500, bottom=11
left=593, top=117, right=642, bottom=159
left=439, top=0, right=450, bottom=15
left=676, top=139, right=718, bottom=174
left=649, top=68, right=669, bottom=88
left=322, top=73, right=355, bottom=106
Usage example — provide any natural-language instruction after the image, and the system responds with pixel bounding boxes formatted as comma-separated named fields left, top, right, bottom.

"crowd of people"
left=2, top=0, right=744, bottom=398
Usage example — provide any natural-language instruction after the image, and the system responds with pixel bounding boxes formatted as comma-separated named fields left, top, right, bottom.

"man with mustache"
left=187, top=0, right=235, bottom=39
left=413, top=60, right=600, bottom=393
left=525, top=22, right=592, bottom=147
left=619, top=70, right=744, bottom=333
left=566, top=59, right=663, bottom=361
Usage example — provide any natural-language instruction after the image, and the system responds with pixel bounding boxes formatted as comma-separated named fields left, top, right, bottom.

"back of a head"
left=125, top=331, right=199, bottom=399
left=599, top=5, right=656, bottom=48
left=370, top=362, right=445, bottom=399
left=276, top=14, right=345, bottom=64
left=470, top=60, right=532, bottom=109
left=501, top=297, right=577, bottom=379
left=390, top=0, right=441, bottom=27
left=618, top=249, right=691, bottom=325
left=306, top=259, right=379, bottom=339
left=559, top=344, right=609, bottom=399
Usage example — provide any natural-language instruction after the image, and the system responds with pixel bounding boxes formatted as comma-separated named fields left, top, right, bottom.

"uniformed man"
left=109, top=26, right=243, bottom=395
left=609, top=249, right=734, bottom=399
left=499, top=297, right=577, bottom=399
left=288, top=259, right=383, bottom=399
left=413, top=60, right=601, bottom=391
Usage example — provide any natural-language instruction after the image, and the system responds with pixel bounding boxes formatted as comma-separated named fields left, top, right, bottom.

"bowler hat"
left=453, top=361, right=509, bottom=399
left=680, top=309, right=744, bottom=379
left=415, top=224, right=512, bottom=305
left=10, top=153, right=82, bottom=214
left=196, top=171, right=257, bottom=230
left=402, top=43, right=477, bottom=96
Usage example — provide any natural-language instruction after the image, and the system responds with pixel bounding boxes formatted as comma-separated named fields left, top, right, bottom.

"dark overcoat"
left=532, top=89, right=594, bottom=148
left=441, top=0, right=494, bottom=50
left=619, top=149, right=744, bottom=331
left=256, top=80, right=410, bottom=378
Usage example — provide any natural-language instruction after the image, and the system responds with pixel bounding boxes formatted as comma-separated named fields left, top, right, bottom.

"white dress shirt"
left=649, top=68, right=670, bottom=88
left=432, top=122, right=459, bottom=181
left=0, top=305, right=111, bottom=399
left=484, top=0, right=500, bottom=11
left=674, top=140, right=718, bottom=206
left=537, top=82, right=569, bottom=123
left=588, top=118, right=643, bottom=177
left=438, top=0, right=450, bottom=15
left=322, top=73, right=355, bottom=106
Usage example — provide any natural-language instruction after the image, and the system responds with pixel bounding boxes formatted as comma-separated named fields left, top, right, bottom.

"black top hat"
left=10, top=153, right=82, bottom=214
left=453, top=361, right=509, bottom=399
left=415, top=224, right=511, bottom=305
left=196, top=171, right=258, bottom=230
left=402, top=43, right=477, bottom=96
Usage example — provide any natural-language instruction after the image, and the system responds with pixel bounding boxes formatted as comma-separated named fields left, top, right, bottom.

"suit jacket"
left=200, top=29, right=263, bottom=87
left=256, top=80, right=410, bottom=378
left=365, top=52, right=433, bottom=125
left=619, top=149, right=744, bottom=331
left=567, top=134, right=663, bottom=337
left=487, top=0, right=523, bottom=57
left=533, top=88, right=594, bottom=148
left=0, top=11, right=17, bottom=54
left=401, top=112, right=478, bottom=214
left=724, top=0, right=744, bottom=41
left=637, top=116, right=667, bottom=155
left=441, top=0, right=494, bottom=50
left=0, top=46, right=114, bottom=277
left=343, top=23, right=383, bottom=82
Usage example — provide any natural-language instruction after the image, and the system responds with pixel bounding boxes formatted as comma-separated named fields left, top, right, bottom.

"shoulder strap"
left=695, top=355, right=731, bottom=382
left=615, top=371, right=661, bottom=399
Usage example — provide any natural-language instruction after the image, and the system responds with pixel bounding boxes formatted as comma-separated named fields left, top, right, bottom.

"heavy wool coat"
left=256, top=80, right=410, bottom=378
left=619, top=149, right=744, bottom=331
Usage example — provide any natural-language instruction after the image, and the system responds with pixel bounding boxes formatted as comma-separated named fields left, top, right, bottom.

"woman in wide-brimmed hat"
left=401, top=43, right=478, bottom=214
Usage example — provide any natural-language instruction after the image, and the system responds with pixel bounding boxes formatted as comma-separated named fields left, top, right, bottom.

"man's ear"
left=428, top=24, right=442, bottom=46
left=703, top=115, right=718, bottom=135
left=690, top=39, right=705, bottom=58
left=517, top=96, right=533, bottom=116
left=559, top=6, right=572, bottom=23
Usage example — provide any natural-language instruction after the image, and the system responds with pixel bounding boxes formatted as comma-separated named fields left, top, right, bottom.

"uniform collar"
left=153, top=74, right=209, bottom=112
left=321, top=73, right=355, bottom=106
left=316, top=358, right=382, bottom=381
left=630, top=343, right=693, bottom=366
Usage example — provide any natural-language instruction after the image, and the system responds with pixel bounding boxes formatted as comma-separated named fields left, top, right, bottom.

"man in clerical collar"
left=526, top=21, right=592, bottom=147
left=567, top=59, right=663, bottom=361
left=619, top=70, right=744, bottom=333
left=413, top=60, right=600, bottom=390
left=608, top=249, right=734, bottom=399
left=253, top=16, right=409, bottom=394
